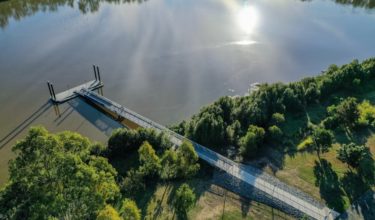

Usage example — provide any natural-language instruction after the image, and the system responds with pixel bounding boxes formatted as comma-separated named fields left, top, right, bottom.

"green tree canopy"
left=329, top=97, right=360, bottom=128
left=0, top=126, right=119, bottom=219
left=108, top=128, right=171, bottom=158
left=312, top=127, right=334, bottom=156
left=159, top=149, right=178, bottom=180
left=120, top=168, right=145, bottom=197
left=271, top=112, right=285, bottom=125
left=337, top=143, right=367, bottom=168
left=173, top=183, right=196, bottom=217
left=268, top=125, right=283, bottom=141
left=187, top=106, right=226, bottom=148
left=239, top=125, right=265, bottom=158
left=176, top=141, right=200, bottom=179
left=138, top=141, right=161, bottom=177
left=120, top=199, right=141, bottom=220
left=97, top=205, right=122, bottom=220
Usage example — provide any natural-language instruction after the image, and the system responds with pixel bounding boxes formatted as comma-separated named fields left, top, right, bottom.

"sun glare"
left=237, top=5, right=258, bottom=35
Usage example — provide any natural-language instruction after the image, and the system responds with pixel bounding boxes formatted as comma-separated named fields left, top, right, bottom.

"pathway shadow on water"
left=0, top=101, right=51, bottom=150
left=67, top=98, right=123, bottom=136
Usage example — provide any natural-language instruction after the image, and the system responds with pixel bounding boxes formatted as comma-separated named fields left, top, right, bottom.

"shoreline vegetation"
left=1, top=58, right=375, bottom=219
left=171, top=58, right=375, bottom=212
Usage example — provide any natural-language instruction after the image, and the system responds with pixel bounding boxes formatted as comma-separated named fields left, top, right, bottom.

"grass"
left=137, top=178, right=293, bottom=220
left=268, top=138, right=375, bottom=211
left=272, top=144, right=352, bottom=208
left=110, top=153, right=294, bottom=220
left=261, top=85, right=375, bottom=213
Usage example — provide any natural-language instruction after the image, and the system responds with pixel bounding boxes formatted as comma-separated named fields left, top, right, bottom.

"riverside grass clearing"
left=139, top=178, right=293, bottom=220
left=257, top=79, right=375, bottom=213
left=110, top=155, right=293, bottom=220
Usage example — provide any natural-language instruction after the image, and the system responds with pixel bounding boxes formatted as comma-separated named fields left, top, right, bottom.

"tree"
left=353, top=78, right=361, bottom=87
left=187, top=105, right=226, bottom=148
left=97, top=205, right=122, bottom=220
left=226, top=120, right=242, bottom=145
left=159, top=149, right=178, bottom=180
left=239, top=125, right=265, bottom=158
left=312, top=127, right=333, bottom=157
left=357, top=100, right=375, bottom=126
left=120, top=199, right=141, bottom=220
left=107, top=128, right=171, bottom=158
left=322, top=116, right=339, bottom=129
left=173, top=184, right=196, bottom=217
left=108, top=128, right=139, bottom=156
left=121, top=168, right=145, bottom=196
left=332, top=97, right=360, bottom=128
left=0, top=126, right=119, bottom=219
left=268, top=125, right=283, bottom=141
left=304, top=82, right=320, bottom=103
left=138, top=141, right=161, bottom=177
left=271, top=113, right=285, bottom=125
left=176, top=141, right=200, bottom=178
left=282, top=87, right=304, bottom=112
left=337, top=143, right=367, bottom=168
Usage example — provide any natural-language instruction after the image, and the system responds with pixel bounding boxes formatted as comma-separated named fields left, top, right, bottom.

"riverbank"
left=0, top=98, right=123, bottom=186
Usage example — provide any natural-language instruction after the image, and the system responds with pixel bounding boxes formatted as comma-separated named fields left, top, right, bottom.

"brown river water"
left=0, top=0, right=375, bottom=185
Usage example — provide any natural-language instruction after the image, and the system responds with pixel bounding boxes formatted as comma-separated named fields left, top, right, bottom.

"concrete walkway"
left=77, top=88, right=339, bottom=220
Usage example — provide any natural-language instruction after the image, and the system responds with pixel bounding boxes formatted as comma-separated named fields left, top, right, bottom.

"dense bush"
left=120, top=199, right=141, bottom=220
left=312, top=126, right=334, bottom=156
left=268, top=125, right=283, bottom=141
left=107, top=128, right=172, bottom=158
left=172, top=58, right=375, bottom=158
left=328, top=97, right=360, bottom=128
left=358, top=100, right=375, bottom=126
left=120, top=141, right=200, bottom=196
left=239, top=125, right=265, bottom=158
left=97, top=205, right=122, bottom=220
left=173, top=184, right=196, bottom=218
left=0, top=127, right=119, bottom=220
left=337, top=143, right=367, bottom=168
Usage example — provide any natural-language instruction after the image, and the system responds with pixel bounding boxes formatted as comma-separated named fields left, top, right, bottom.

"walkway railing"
left=76, top=88, right=338, bottom=220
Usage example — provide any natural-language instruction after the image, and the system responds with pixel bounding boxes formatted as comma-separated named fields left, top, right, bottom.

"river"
left=0, top=0, right=374, bottom=185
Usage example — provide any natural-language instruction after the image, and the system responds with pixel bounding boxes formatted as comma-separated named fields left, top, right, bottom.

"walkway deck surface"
left=52, top=80, right=103, bottom=103
left=75, top=88, right=339, bottom=220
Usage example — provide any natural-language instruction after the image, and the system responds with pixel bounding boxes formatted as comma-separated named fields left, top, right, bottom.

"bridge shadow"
left=212, top=169, right=292, bottom=219
left=0, top=101, right=51, bottom=150
left=0, top=95, right=124, bottom=150
left=67, top=98, right=123, bottom=136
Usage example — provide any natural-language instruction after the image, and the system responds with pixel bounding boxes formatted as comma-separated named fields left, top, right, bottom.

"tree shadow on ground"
left=340, top=147, right=375, bottom=208
left=313, top=159, right=346, bottom=212
left=341, top=171, right=370, bottom=203
left=358, top=148, right=375, bottom=186
left=240, top=198, right=250, bottom=218
left=135, top=181, right=158, bottom=219
left=337, top=190, right=375, bottom=220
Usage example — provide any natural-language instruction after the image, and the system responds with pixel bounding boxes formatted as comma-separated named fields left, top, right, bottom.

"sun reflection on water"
left=237, top=3, right=259, bottom=35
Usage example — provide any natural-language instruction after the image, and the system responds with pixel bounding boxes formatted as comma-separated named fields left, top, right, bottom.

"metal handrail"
left=76, top=88, right=334, bottom=220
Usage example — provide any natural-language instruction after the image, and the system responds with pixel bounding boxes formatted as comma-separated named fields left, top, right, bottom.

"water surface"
left=0, top=0, right=375, bottom=184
